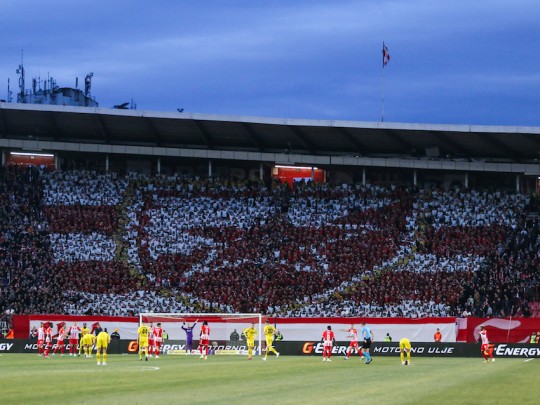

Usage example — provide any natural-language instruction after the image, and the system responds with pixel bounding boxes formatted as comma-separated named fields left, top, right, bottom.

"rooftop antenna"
left=84, top=72, right=93, bottom=97
left=7, top=78, right=13, bottom=102
left=15, top=50, right=25, bottom=102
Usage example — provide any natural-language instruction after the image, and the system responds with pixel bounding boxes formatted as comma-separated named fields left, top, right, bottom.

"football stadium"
left=1, top=94, right=539, bottom=404
left=1, top=4, right=539, bottom=405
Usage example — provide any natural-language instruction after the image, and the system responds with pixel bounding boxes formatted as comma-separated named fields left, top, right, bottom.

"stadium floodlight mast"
left=139, top=312, right=263, bottom=356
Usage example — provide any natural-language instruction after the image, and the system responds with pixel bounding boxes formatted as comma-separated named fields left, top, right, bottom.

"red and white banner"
left=458, top=317, right=540, bottom=343
left=14, top=315, right=540, bottom=342
left=273, top=317, right=456, bottom=342
left=19, top=315, right=137, bottom=341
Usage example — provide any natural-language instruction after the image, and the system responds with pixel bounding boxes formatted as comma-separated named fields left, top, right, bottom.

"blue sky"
left=1, top=0, right=539, bottom=126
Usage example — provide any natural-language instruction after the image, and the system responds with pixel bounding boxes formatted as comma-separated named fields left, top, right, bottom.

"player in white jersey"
left=37, top=323, right=45, bottom=356
left=68, top=322, right=81, bottom=356
left=52, top=322, right=66, bottom=356
left=152, top=323, right=163, bottom=358
left=479, top=326, right=495, bottom=363
left=149, top=323, right=155, bottom=358
left=340, top=324, right=363, bottom=360
left=43, top=322, right=53, bottom=357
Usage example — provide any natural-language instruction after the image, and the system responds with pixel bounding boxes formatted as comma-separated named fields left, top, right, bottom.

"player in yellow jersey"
left=93, top=329, right=111, bottom=366
left=79, top=322, right=90, bottom=356
left=399, top=337, right=412, bottom=366
left=243, top=323, right=258, bottom=360
left=138, top=322, right=150, bottom=361
left=82, top=331, right=94, bottom=357
left=262, top=319, right=279, bottom=361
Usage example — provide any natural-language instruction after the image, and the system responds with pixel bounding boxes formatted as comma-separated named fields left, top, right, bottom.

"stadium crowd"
left=0, top=167, right=64, bottom=325
left=1, top=167, right=539, bottom=324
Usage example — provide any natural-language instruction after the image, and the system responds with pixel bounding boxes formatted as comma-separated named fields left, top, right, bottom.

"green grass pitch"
left=0, top=353, right=537, bottom=404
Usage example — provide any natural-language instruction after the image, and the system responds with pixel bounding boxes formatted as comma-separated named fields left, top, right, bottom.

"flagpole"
left=506, top=316, right=512, bottom=342
left=380, top=42, right=391, bottom=122
left=381, top=41, right=385, bottom=122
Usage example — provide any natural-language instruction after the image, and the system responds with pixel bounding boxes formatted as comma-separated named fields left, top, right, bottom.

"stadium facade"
left=1, top=101, right=540, bottom=194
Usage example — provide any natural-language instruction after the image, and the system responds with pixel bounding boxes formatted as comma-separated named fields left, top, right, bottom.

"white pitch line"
left=524, top=358, right=534, bottom=363
left=107, top=366, right=160, bottom=371
left=137, top=366, right=160, bottom=371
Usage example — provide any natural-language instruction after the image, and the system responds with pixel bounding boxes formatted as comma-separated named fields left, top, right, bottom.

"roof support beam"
left=240, top=122, right=265, bottom=151
left=48, top=112, right=62, bottom=141
left=335, top=127, right=367, bottom=155
left=474, top=132, right=518, bottom=160
left=95, top=115, right=111, bottom=143
left=0, top=108, right=6, bottom=136
left=288, top=125, right=316, bottom=154
left=429, top=131, right=471, bottom=157
left=145, top=117, right=163, bottom=146
left=381, top=129, right=416, bottom=154
left=520, top=133, right=540, bottom=149
left=192, top=120, right=213, bottom=149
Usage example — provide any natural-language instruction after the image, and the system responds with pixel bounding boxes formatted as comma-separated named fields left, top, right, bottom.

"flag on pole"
left=91, top=322, right=100, bottom=334
left=383, top=42, right=390, bottom=67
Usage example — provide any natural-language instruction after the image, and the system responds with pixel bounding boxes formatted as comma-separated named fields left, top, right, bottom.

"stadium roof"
left=1, top=102, right=540, bottom=163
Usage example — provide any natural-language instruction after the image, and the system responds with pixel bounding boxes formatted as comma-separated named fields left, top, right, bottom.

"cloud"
left=1, top=0, right=540, bottom=125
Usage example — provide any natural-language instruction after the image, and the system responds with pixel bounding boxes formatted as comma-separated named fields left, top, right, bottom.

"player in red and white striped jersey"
left=37, top=323, right=45, bottom=356
left=43, top=322, right=53, bottom=357
left=68, top=322, right=81, bottom=356
left=321, top=326, right=335, bottom=362
left=148, top=323, right=155, bottom=358
left=199, top=321, right=210, bottom=359
left=479, top=326, right=495, bottom=363
left=53, top=322, right=66, bottom=356
left=340, top=324, right=363, bottom=360
left=152, top=323, right=163, bottom=358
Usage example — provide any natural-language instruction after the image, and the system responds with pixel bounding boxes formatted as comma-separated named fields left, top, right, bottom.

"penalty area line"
left=136, top=366, right=160, bottom=371
left=108, top=366, right=160, bottom=371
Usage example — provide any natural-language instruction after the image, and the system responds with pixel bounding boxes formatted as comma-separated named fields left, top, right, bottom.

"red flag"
left=383, top=43, right=390, bottom=67
left=91, top=322, right=100, bottom=334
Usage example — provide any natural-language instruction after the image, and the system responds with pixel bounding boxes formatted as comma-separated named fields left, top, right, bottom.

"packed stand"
left=0, top=167, right=64, bottom=317
left=458, top=211, right=540, bottom=318
left=288, top=188, right=533, bottom=318
left=1, top=167, right=539, bottom=319
left=136, top=180, right=412, bottom=314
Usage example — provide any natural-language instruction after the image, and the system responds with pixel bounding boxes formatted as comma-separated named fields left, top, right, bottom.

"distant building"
left=6, top=59, right=98, bottom=107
